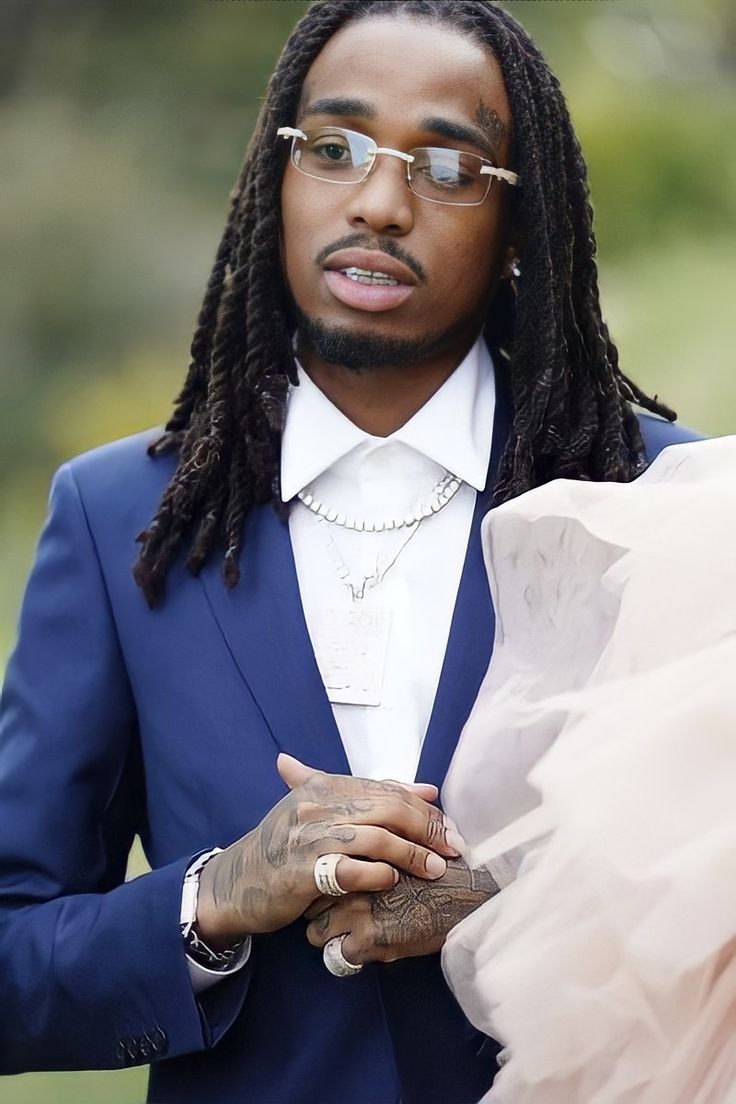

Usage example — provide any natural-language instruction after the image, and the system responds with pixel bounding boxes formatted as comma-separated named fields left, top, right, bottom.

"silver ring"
left=314, top=853, right=348, bottom=897
left=323, top=934, right=363, bottom=977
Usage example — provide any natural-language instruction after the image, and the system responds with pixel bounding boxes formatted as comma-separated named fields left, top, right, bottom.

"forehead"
left=300, top=17, right=511, bottom=142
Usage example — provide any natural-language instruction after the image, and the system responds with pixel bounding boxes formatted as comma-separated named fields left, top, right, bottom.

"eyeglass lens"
left=291, top=127, right=493, bottom=206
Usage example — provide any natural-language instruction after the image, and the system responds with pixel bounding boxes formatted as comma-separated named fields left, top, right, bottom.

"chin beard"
left=296, top=311, right=462, bottom=373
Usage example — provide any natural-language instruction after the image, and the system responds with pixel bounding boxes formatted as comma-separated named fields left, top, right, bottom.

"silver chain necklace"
left=321, top=519, right=423, bottom=602
left=299, top=470, right=463, bottom=602
left=297, top=470, right=462, bottom=532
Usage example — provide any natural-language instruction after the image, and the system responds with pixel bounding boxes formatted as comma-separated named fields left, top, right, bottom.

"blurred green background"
left=1, top=0, right=734, bottom=1100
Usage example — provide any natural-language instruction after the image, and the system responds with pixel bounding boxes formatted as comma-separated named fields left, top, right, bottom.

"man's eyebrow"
left=300, top=97, right=376, bottom=121
left=297, top=97, right=510, bottom=160
left=417, top=113, right=506, bottom=162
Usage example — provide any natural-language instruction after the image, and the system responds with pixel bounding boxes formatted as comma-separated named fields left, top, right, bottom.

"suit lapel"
left=200, top=360, right=510, bottom=789
left=199, top=506, right=350, bottom=776
left=414, top=382, right=510, bottom=792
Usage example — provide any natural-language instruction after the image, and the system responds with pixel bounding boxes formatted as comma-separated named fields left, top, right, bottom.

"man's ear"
left=500, top=241, right=521, bottom=281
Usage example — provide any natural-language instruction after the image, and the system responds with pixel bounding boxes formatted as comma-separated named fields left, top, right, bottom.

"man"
left=0, top=3, right=697, bottom=1103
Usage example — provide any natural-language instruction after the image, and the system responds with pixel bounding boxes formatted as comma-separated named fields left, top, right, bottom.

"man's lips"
left=323, top=248, right=419, bottom=286
left=322, top=248, right=418, bottom=313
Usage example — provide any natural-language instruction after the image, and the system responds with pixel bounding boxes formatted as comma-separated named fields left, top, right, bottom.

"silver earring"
left=510, top=260, right=521, bottom=278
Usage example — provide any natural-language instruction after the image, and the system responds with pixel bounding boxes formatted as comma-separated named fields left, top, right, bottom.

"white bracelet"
left=181, top=848, right=223, bottom=937
left=180, top=848, right=245, bottom=966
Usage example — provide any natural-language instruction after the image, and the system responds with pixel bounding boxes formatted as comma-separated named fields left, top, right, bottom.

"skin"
left=304, top=860, right=498, bottom=966
left=281, top=15, right=517, bottom=436
left=197, top=16, right=512, bottom=956
left=197, top=754, right=464, bottom=945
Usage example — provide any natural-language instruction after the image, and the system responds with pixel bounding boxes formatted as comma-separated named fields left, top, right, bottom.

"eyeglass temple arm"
left=277, top=126, right=307, bottom=140
left=480, top=165, right=520, bottom=186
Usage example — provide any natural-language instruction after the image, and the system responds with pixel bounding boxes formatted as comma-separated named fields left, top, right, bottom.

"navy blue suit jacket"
left=0, top=410, right=699, bottom=1103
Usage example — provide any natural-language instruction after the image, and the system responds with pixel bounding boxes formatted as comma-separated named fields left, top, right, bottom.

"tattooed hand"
left=195, top=754, right=463, bottom=947
left=304, top=859, right=498, bottom=965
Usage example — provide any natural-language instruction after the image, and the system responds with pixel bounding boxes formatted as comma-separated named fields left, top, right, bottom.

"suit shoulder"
left=62, top=428, right=178, bottom=524
left=637, top=413, right=703, bottom=463
left=66, top=427, right=165, bottom=476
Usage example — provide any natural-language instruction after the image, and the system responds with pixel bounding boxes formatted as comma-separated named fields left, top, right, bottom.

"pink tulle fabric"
left=442, top=437, right=736, bottom=1104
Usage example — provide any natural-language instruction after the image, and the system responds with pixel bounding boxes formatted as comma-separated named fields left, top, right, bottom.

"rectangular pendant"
left=311, top=606, right=391, bottom=707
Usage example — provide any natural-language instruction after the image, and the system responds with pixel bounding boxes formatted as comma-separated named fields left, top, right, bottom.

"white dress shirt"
left=282, top=336, right=496, bottom=783
left=187, top=335, right=495, bottom=991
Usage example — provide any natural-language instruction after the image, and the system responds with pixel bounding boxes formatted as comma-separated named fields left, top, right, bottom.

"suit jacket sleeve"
left=0, top=463, right=250, bottom=1073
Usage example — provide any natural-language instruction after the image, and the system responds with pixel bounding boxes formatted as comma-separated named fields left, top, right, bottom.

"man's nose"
left=344, top=157, right=415, bottom=237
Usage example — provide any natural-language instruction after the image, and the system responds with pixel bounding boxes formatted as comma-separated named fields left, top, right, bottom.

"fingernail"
left=392, top=868, right=400, bottom=885
left=444, top=829, right=466, bottom=855
left=426, top=853, right=447, bottom=878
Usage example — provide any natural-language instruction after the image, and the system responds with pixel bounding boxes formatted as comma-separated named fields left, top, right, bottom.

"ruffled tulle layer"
left=442, top=438, right=736, bottom=1103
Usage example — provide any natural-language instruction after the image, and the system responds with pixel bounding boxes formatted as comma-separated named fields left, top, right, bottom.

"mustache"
left=315, top=233, right=427, bottom=284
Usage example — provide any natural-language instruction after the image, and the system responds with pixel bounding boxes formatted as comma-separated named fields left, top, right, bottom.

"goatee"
left=295, top=312, right=461, bottom=374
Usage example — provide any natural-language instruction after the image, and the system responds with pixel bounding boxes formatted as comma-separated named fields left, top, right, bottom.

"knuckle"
left=303, top=775, right=333, bottom=803
left=295, top=799, right=324, bottom=825
left=372, top=785, right=400, bottom=809
left=378, top=865, right=397, bottom=891
left=306, top=925, right=322, bottom=948
left=425, top=812, right=445, bottom=846
left=316, top=910, right=332, bottom=934
left=406, top=841, right=421, bottom=870
left=307, top=909, right=334, bottom=946
left=378, top=779, right=403, bottom=795
left=323, top=824, right=359, bottom=848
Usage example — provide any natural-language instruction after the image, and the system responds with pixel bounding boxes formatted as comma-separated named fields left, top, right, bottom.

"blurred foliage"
left=1, top=0, right=735, bottom=1099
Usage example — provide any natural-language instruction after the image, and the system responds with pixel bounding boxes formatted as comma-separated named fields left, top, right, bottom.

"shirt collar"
left=280, top=335, right=496, bottom=502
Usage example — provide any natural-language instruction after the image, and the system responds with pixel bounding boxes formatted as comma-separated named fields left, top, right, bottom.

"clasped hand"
left=196, top=753, right=473, bottom=953
left=304, top=858, right=498, bottom=966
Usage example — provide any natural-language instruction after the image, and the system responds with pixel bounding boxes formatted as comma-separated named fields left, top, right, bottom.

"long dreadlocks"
left=133, top=0, right=674, bottom=608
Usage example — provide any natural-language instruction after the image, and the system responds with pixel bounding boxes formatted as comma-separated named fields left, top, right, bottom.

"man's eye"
left=416, top=166, right=470, bottom=190
left=313, top=141, right=351, bottom=163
